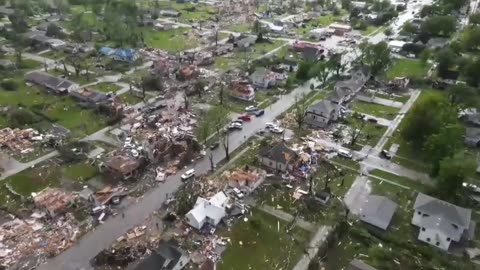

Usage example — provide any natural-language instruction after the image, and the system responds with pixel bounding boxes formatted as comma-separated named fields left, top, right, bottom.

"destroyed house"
left=33, top=188, right=74, bottom=217
left=70, top=88, right=109, bottom=104
left=259, top=142, right=298, bottom=172
left=186, top=191, right=228, bottom=230
left=25, top=71, right=77, bottom=94
left=105, top=155, right=143, bottom=180
left=226, top=168, right=264, bottom=192
left=131, top=240, right=190, bottom=270
left=230, top=81, right=255, bottom=101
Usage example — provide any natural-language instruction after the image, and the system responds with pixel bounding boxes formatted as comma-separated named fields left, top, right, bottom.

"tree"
left=8, top=9, right=28, bottom=33
left=420, top=16, right=456, bottom=37
left=401, top=92, right=450, bottom=148
left=327, top=53, right=344, bottom=76
left=437, top=152, right=476, bottom=200
left=384, top=27, right=392, bottom=36
left=11, top=36, right=27, bottom=67
left=401, top=22, right=418, bottom=36
left=470, top=13, right=480, bottom=25
left=349, top=113, right=366, bottom=146
left=424, top=123, right=464, bottom=175
left=460, top=26, right=480, bottom=51
left=360, top=41, right=391, bottom=76
left=66, top=54, right=82, bottom=77
left=435, top=48, right=456, bottom=78
left=341, top=0, right=351, bottom=10
left=199, top=121, right=210, bottom=145
left=218, top=83, right=225, bottom=105
left=221, top=132, right=230, bottom=161
left=183, top=93, right=189, bottom=110
left=462, top=58, right=480, bottom=87
left=53, top=0, right=69, bottom=15
left=372, top=0, right=391, bottom=12
left=293, top=93, right=308, bottom=129
left=446, top=84, right=477, bottom=106
left=194, top=79, right=207, bottom=98
left=419, top=49, right=431, bottom=64
left=312, top=61, right=330, bottom=86
left=296, top=61, right=314, bottom=81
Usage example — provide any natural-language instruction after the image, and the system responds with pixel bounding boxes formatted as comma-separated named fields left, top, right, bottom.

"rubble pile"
left=0, top=127, right=43, bottom=153
left=0, top=213, right=80, bottom=267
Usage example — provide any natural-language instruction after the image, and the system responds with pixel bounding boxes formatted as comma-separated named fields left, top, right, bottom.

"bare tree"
left=218, top=82, right=225, bottom=105
left=66, top=55, right=82, bottom=77
left=293, top=93, right=308, bottom=129
left=222, top=132, right=230, bottom=161
left=183, top=93, right=189, bottom=110
left=208, top=151, right=215, bottom=171
left=349, top=113, right=366, bottom=146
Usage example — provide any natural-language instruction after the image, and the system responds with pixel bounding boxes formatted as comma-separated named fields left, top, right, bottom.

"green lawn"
left=0, top=74, right=108, bottom=138
left=119, top=92, right=143, bottom=105
left=369, top=169, right=431, bottom=191
left=344, top=117, right=387, bottom=148
left=375, top=92, right=410, bottom=103
left=154, top=2, right=216, bottom=22
left=143, top=28, right=200, bottom=53
left=218, top=209, right=310, bottom=270
left=386, top=59, right=429, bottom=80
left=351, top=101, right=400, bottom=120
left=40, top=50, right=68, bottom=60
left=361, top=25, right=380, bottom=35
left=93, top=82, right=122, bottom=93
left=63, top=162, right=100, bottom=182
left=229, top=24, right=251, bottom=33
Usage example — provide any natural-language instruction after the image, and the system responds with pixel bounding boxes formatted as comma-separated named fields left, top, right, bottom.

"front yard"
left=351, top=100, right=400, bottom=120
left=143, top=28, right=200, bottom=53
left=386, top=59, right=429, bottom=80
left=218, top=209, right=311, bottom=270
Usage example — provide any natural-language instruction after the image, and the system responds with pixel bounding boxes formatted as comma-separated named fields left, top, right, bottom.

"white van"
left=233, top=187, right=244, bottom=199
left=337, top=149, right=353, bottom=159
left=181, top=169, right=195, bottom=181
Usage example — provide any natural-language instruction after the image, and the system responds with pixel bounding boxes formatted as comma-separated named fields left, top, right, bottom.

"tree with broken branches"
left=218, top=82, right=226, bottom=105
left=183, top=93, right=189, bottom=110
left=293, top=93, right=309, bottom=129
left=194, top=79, right=207, bottom=98
left=208, top=151, right=215, bottom=171
left=349, top=113, right=367, bottom=146
left=66, top=54, right=82, bottom=78
left=222, top=132, right=230, bottom=161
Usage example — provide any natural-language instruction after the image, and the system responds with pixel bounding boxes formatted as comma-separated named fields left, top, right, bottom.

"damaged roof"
left=259, top=142, right=298, bottom=164
left=105, top=155, right=141, bottom=175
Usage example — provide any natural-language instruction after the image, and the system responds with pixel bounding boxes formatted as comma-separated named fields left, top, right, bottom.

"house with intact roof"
left=305, top=99, right=338, bottom=128
left=185, top=191, right=228, bottom=230
left=412, top=193, right=476, bottom=251
left=25, top=71, right=78, bottom=94
left=359, top=195, right=397, bottom=230
left=258, top=142, right=298, bottom=172
left=249, top=67, right=287, bottom=89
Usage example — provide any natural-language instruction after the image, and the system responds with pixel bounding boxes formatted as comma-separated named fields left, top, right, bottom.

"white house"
left=388, top=40, right=406, bottom=53
left=185, top=191, right=228, bottom=230
left=249, top=68, right=287, bottom=89
left=412, top=193, right=476, bottom=251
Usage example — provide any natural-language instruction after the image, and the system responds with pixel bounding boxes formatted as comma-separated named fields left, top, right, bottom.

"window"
left=436, top=242, right=440, bottom=246
left=426, top=238, right=430, bottom=242
left=421, top=227, right=425, bottom=231
left=447, top=237, right=451, bottom=242
left=417, top=211, right=421, bottom=215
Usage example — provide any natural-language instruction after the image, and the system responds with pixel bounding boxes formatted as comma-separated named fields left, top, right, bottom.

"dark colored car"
left=380, top=150, right=392, bottom=159
left=255, top=110, right=265, bottom=117
left=209, top=142, right=220, bottom=150
left=238, top=114, right=251, bottom=121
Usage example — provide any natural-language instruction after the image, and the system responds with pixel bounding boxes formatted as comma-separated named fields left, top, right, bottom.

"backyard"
left=93, top=82, right=123, bottom=93
left=143, top=28, right=200, bottom=53
left=386, top=59, right=429, bottom=80
left=218, top=209, right=311, bottom=270
left=351, top=100, right=400, bottom=120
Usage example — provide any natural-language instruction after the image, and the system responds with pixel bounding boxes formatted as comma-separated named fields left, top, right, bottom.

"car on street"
left=255, top=110, right=265, bottom=117
left=265, top=122, right=276, bottom=129
left=209, top=142, right=220, bottom=150
left=181, top=169, right=195, bottom=181
left=380, top=149, right=392, bottom=159
left=271, top=126, right=284, bottom=134
left=238, top=115, right=251, bottom=121
left=233, top=119, right=243, bottom=124
left=338, top=149, right=353, bottom=159
left=228, top=122, right=243, bottom=130
left=245, top=105, right=258, bottom=112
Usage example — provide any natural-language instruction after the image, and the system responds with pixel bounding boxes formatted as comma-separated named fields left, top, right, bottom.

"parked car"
left=238, top=114, right=251, bottom=121
left=255, top=110, right=265, bottom=117
left=265, top=122, right=276, bottom=129
left=228, top=122, right=243, bottom=130
left=209, top=142, right=220, bottom=150
left=271, top=126, right=284, bottom=134
left=245, top=105, right=258, bottom=112
left=232, top=187, right=244, bottom=199
left=181, top=169, right=195, bottom=181
left=380, top=150, right=392, bottom=159
left=338, top=149, right=353, bottom=159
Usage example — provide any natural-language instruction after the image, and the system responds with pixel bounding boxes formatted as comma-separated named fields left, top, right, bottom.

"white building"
left=412, top=193, right=476, bottom=251
left=388, top=40, right=406, bottom=53
left=185, top=191, right=228, bottom=230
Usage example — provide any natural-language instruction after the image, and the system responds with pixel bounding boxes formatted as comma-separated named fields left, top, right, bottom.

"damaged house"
left=70, top=88, right=109, bottom=105
left=104, top=154, right=144, bottom=180
left=305, top=99, right=338, bottom=128
left=328, top=66, right=370, bottom=107
left=224, top=167, right=265, bottom=193
left=230, top=80, right=255, bottom=101
left=131, top=240, right=190, bottom=270
left=185, top=191, right=228, bottom=230
left=25, top=71, right=78, bottom=94
left=33, top=188, right=74, bottom=217
left=258, top=142, right=298, bottom=172
left=249, top=67, right=287, bottom=89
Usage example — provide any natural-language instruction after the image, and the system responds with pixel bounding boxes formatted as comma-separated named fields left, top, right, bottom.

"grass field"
left=143, top=28, right=200, bottom=53
left=351, top=101, right=400, bottom=120
left=386, top=59, right=429, bottom=80
left=93, top=82, right=122, bottom=93
left=63, top=162, right=100, bottom=182
left=218, top=209, right=310, bottom=270
left=229, top=23, right=251, bottom=33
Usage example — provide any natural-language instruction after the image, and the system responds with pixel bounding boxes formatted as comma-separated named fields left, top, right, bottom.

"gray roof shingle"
left=360, top=195, right=397, bottom=230
left=414, top=193, right=472, bottom=228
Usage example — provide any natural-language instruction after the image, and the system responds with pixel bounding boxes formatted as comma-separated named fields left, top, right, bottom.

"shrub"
left=0, top=80, right=19, bottom=91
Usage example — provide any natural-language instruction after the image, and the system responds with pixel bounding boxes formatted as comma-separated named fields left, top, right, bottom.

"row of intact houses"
left=305, top=65, right=371, bottom=128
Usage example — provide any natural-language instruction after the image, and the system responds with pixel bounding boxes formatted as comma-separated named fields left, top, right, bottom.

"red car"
left=238, top=115, right=251, bottom=121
